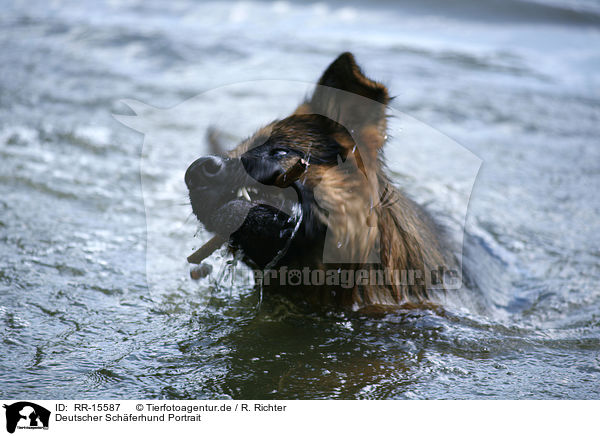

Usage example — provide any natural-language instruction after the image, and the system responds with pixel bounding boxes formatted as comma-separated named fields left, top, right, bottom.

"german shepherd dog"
left=185, top=53, right=455, bottom=313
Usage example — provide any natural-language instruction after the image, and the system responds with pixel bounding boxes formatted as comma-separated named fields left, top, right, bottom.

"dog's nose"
left=185, top=156, right=225, bottom=189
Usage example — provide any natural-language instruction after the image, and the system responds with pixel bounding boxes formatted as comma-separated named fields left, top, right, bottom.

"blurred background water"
left=1, top=0, right=599, bottom=399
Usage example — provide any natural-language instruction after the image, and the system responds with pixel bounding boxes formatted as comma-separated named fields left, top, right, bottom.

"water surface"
left=1, top=0, right=599, bottom=399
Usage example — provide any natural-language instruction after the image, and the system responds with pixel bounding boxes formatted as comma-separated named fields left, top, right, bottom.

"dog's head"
left=185, top=53, right=390, bottom=269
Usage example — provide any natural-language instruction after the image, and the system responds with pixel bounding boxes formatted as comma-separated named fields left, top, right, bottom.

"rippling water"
left=1, top=0, right=599, bottom=399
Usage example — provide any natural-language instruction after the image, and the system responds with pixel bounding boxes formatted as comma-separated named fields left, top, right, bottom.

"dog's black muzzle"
left=186, top=156, right=241, bottom=227
left=185, top=155, right=228, bottom=190
left=185, top=154, right=283, bottom=191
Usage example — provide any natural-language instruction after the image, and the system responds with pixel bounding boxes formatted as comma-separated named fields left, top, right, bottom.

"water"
left=1, top=0, right=599, bottom=399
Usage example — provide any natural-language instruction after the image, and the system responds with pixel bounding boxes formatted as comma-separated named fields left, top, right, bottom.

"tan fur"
left=227, top=53, right=453, bottom=313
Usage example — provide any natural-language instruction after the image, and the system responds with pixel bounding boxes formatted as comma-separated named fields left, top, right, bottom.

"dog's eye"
left=270, top=148, right=289, bottom=158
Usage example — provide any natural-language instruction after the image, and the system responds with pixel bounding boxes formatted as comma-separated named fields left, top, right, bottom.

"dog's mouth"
left=186, top=157, right=306, bottom=267
left=232, top=183, right=296, bottom=210
left=190, top=180, right=300, bottom=231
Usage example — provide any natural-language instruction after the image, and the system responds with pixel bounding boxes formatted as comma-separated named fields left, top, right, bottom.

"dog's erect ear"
left=304, top=52, right=389, bottom=153
left=315, top=52, right=388, bottom=107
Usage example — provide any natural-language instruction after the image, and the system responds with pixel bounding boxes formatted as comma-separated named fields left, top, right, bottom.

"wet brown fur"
left=225, top=53, right=453, bottom=313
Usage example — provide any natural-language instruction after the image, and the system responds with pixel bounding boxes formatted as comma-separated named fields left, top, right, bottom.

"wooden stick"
left=187, top=234, right=227, bottom=264
left=274, top=158, right=308, bottom=188
left=190, top=263, right=213, bottom=280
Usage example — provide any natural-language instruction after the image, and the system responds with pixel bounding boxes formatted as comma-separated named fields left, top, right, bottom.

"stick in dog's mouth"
left=273, top=158, right=308, bottom=188
left=187, top=158, right=308, bottom=267
left=187, top=234, right=228, bottom=265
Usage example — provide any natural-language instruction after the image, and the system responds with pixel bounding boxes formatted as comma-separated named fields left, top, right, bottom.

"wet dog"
left=185, top=52, right=455, bottom=313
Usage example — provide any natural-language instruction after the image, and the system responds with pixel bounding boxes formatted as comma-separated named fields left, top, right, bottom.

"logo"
left=3, top=402, right=50, bottom=434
